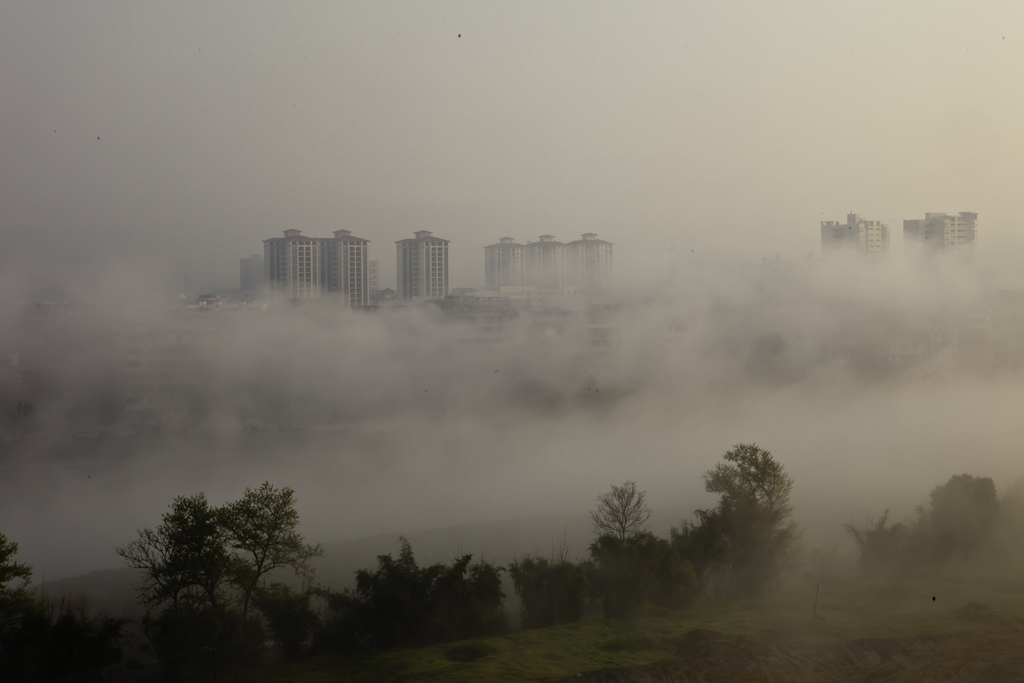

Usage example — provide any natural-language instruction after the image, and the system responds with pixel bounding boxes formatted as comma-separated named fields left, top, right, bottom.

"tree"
left=920, top=474, right=998, bottom=562
left=0, top=533, right=34, bottom=638
left=674, top=444, right=799, bottom=598
left=703, top=444, right=794, bottom=520
left=219, top=482, right=324, bottom=618
left=117, top=493, right=231, bottom=617
left=591, top=481, right=651, bottom=540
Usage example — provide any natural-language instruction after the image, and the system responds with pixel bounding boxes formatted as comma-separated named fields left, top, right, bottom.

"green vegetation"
left=0, top=535, right=124, bottom=682
left=115, top=482, right=322, bottom=674
left=316, top=537, right=507, bottom=651
left=845, top=473, right=1015, bottom=578
left=10, top=443, right=1024, bottom=681
left=235, top=577, right=1024, bottom=683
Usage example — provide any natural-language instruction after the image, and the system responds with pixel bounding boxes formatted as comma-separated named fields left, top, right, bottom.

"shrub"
left=507, top=555, right=589, bottom=629
left=252, top=583, right=319, bottom=661
left=317, top=538, right=506, bottom=651
left=589, top=532, right=696, bottom=618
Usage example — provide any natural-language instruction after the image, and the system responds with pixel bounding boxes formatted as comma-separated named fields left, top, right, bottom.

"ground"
left=213, top=576, right=1024, bottom=682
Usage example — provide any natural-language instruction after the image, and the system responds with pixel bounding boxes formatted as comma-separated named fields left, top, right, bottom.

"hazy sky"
left=3, top=2, right=1024, bottom=293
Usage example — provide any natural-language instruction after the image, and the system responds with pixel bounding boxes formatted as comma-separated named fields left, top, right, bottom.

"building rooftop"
left=264, top=229, right=369, bottom=243
left=567, top=233, right=614, bottom=246
left=528, top=235, right=565, bottom=246
left=396, top=230, right=450, bottom=244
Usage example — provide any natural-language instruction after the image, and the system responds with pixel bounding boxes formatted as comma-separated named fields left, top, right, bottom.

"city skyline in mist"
left=4, top=2, right=1024, bottom=299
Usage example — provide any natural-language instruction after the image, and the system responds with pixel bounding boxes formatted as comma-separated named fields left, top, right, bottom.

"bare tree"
left=591, top=481, right=651, bottom=540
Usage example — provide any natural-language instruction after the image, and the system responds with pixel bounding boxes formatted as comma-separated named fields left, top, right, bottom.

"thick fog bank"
left=4, top=255, right=1024, bottom=580
left=4, top=375, right=1024, bottom=581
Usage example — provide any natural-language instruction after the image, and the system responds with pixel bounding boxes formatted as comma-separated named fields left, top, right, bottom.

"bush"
left=143, top=605, right=262, bottom=678
left=0, top=596, right=123, bottom=683
left=589, top=532, right=696, bottom=618
left=844, top=511, right=911, bottom=577
left=507, top=555, right=590, bottom=629
left=317, top=537, right=506, bottom=651
left=846, top=475, right=1001, bottom=576
left=252, top=583, right=319, bottom=661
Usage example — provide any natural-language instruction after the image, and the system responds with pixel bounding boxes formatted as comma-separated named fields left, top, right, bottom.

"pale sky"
left=3, top=2, right=1024, bottom=293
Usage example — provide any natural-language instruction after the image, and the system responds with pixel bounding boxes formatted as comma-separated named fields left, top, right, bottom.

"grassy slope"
left=239, top=576, right=1024, bottom=683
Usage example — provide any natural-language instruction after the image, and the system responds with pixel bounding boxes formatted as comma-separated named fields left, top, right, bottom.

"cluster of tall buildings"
left=249, top=228, right=452, bottom=304
left=483, top=233, right=614, bottom=293
left=241, top=228, right=614, bottom=304
left=821, top=212, right=978, bottom=255
left=260, top=229, right=371, bottom=305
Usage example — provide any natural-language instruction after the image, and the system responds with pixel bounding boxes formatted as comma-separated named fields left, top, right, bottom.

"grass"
left=234, top=575, right=1024, bottom=683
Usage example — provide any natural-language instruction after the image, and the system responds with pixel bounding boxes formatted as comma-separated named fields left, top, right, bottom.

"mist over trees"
left=845, top=473, right=1019, bottom=578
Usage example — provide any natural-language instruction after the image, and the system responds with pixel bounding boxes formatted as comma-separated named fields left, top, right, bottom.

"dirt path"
left=564, top=630, right=1024, bottom=682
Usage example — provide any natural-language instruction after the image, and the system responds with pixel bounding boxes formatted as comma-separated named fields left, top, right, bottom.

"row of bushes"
left=312, top=530, right=698, bottom=653
left=0, top=443, right=801, bottom=675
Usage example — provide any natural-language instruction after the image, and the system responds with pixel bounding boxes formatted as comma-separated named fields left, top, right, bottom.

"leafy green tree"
left=507, top=555, right=589, bottom=629
left=117, top=493, right=231, bottom=617
left=591, top=481, right=651, bottom=540
left=220, top=481, right=324, bottom=619
left=674, top=444, right=799, bottom=598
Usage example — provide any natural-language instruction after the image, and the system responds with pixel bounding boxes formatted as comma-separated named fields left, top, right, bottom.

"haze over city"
left=4, top=3, right=1024, bottom=681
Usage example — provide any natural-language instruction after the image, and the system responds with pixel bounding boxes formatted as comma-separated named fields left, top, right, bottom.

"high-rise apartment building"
left=524, top=235, right=566, bottom=291
left=484, top=237, right=524, bottom=290
left=368, top=260, right=380, bottom=294
left=904, top=212, right=978, bottom=251
left=329, top=230, right=370, bottom=306
left=566, top=233, right=613, bottom=292
left=263, top=229, right=370, bottom=304
left=821, top=214, right=890, bottom=256
left=396, top=230, right=449, bottom=300
left=239, top=254, right=265, bottom=295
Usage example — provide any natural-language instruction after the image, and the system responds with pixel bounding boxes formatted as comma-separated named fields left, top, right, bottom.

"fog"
left=5, top=251, right=1024, bottom=585
left=4, top=3, right=1024, bottom=600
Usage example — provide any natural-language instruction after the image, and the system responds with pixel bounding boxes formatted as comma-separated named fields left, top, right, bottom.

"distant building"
left=263, top=229, right=370, bottom=304
left=566, top=233, right=613, bottom=292
left=820, top=214, right=890, bottom=256
left=484, top=238, right=524, bottom=290
left=904, top=212, right=978, bottom=252
left=239, top=254, right=265, bottom=295
left=368, top=260, right=380, bottom=294
left=524, top=235, right=566, bottom=291
left=372, top=287, right=397, bottom=304
left=396, top=230, right=450, bottom=300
